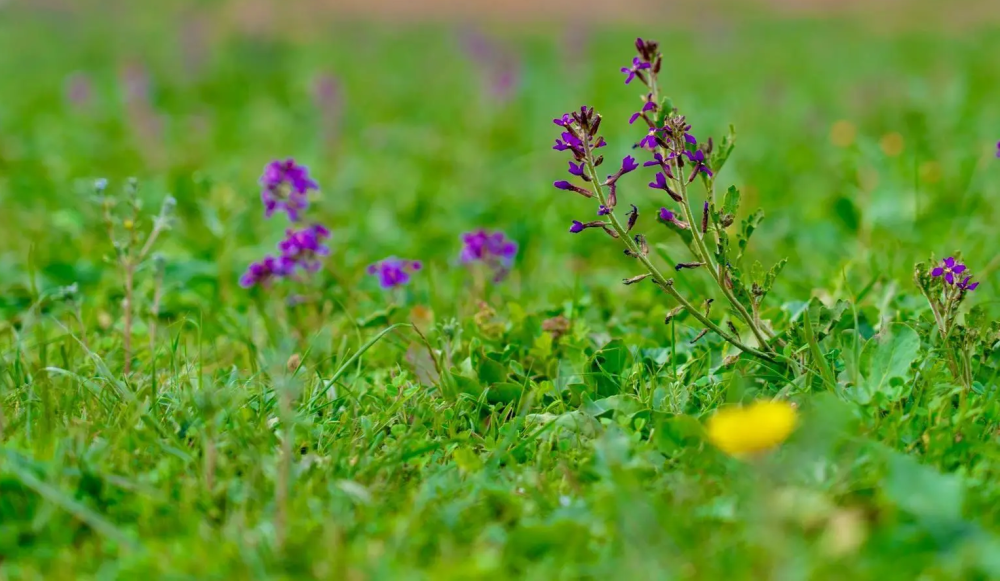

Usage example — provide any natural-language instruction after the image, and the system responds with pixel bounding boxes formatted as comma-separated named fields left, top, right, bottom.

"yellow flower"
left=706, top=400, right=797, bottom=457
left=879, top=132, right=905, bottom=157
left=830, top=120, right=856, bottom=148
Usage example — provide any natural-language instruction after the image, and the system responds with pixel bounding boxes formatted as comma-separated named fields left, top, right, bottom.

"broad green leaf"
left=859, top=324, right=921, bottom=404
left=885, top=451, right=963, bottom=523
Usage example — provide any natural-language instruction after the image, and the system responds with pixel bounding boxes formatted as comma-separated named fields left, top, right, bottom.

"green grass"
left=2, top=4, right=1000, bottom=579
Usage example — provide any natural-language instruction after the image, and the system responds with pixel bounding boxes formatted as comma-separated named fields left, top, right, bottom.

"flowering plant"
left=551, top=38, right=782, bottom=362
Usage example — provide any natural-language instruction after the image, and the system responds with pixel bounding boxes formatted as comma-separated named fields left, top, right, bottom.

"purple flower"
left=649, top=172, right=670, bottom=191
left=957, top=276, right=980, bottom=292
left=659, top=207, right=689, bottom=229
left=684, top=150, right=713, bottom=179
left=460, top=229, right=518, bottom=282
left=569, top=220, right=585, bottom=233
left=629, top=101, right=656, bottom=125
left=260, top=159, right=319, bottom=222
left=644, top=152, right=674, bottom=170
left=996, top=141, right=1000, bottom=158
left=553, top=114, right=573, bottom=127
left=368, top=257, right=422, bottom=290
left=620, top=57, right=651, bottom=85
left=638, top=126, right=664, bottom=150
left=568, top=161, right=586, bottom=177
left=684, top=133, right=697, bottom=146
left=278, top=224, right=331, bottom=273
left=460, top=229, right=518, bottom=267
left=597, top=205, right=610, bottom=215
left=239, top=255, right=294, bottom=288
left=931, top=257, right=967, bottom=285
left=621, top=155, right=639, bottom=174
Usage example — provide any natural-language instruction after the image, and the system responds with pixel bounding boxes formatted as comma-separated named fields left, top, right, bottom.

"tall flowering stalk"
left=241, top=159, right=330, bottom=289
left=551, top=38, right=782, bottom=362
left=98, top=178, right=175, bottom=375
left=916, top=255, right=981, bottom=389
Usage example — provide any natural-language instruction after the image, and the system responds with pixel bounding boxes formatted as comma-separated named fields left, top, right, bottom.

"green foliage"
left=1, top=4, right=1000, bottom=579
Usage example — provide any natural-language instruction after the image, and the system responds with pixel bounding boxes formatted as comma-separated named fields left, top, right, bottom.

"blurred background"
left=1, top=0, right=999, bottom=319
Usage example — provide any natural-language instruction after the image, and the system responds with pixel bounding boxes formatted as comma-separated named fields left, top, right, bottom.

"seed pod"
left=623, top=273, right=652, bottom=285
left=690, top=329, right=710, bottom=344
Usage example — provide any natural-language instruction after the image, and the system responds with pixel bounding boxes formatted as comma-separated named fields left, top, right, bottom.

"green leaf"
left=736, top=210, right=764, bottom=263
left=885, top=451, right=963, bottom=523
left=653, top=415, right=705, bottom=456
left=591, top=339, right=633, bottom=397
left=859, top=324, right=921, bottom=404
left=722, top=185, right=741, bottom=218
left=477, top=353, right=509, bottom=385
left=486, top=382, right=524, bottom=404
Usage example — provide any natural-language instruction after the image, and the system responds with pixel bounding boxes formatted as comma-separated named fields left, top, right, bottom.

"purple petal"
left=629, top=112, right=641, bottom=125
left=953, top=264, right=967, bottom=275
left=968, top=282, right=980, bottom=291
left=944, top=257, right=955, bottom=268
left=946, top=272, right=955, bottom=284
left=931, top=267, right=944, bottom=277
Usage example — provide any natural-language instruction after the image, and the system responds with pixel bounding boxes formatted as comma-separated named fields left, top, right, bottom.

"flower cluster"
left=460, top=229, right=518, bottom=281
left=931, top=256, right=979, bottom=291
left=260, top=158, right=319, bottom=222
left=241, top=159, right=331, bottom=288
left=546, top=37, right=788, bottom=363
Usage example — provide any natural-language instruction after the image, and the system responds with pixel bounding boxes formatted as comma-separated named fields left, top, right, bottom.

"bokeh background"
left=1, top=0, right=999, bottom=318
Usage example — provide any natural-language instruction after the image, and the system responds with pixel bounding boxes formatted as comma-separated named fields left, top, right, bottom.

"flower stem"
left=579, top=146, right=774, bottom=362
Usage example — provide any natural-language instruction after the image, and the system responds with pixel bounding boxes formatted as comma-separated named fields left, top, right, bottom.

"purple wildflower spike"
left=932, top=257, right=967, bottom=285
left=368, top=257, right=422, bottom=290
left=278, top=224, right=331, bottom=273
left=240, top=255, right=294, bottom=288
left=260, top=159, right=319, bottom=222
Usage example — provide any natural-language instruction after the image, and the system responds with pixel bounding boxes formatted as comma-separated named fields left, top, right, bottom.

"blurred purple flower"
left=260, top=159, right=319, bottom=221
left=996, top=141, right=1000, bottom=158
left=368, top=257, right=422, bottom=290
left=278, top=224, right=331, bottom=273
left=460, top=28, right=521, bottom=102
left=313, top=73, right=344, bottom=143
left=65, top=72, right=93, bottom=107
left=460, top=229, right=518, bottom=281
left=931, top=257, right=967, bottom=285
left=240, top=255, right=294, bottom=288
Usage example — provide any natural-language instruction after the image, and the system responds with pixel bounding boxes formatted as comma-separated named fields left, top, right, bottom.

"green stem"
left=578, top=148, right=774, bottom=362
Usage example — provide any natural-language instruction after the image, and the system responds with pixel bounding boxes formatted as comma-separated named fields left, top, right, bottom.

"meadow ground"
left=2, top=1, right=1000, bottom=579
